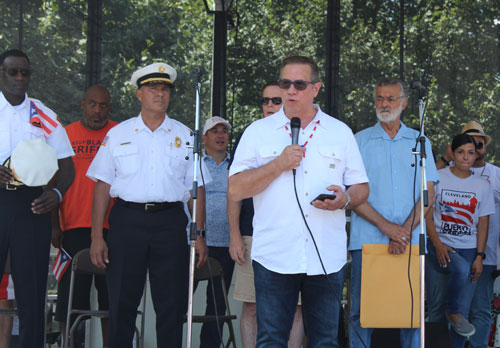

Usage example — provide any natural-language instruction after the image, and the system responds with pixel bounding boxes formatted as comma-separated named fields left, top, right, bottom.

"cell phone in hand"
left=310, top=193, right=336, bottom=205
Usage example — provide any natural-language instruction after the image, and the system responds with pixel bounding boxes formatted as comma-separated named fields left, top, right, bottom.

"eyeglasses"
left=2, top=68, right=31, bottom=77
left=278, top=79, right=317, bottom=91
left=375, top=96, right=403, bottom=104
left=261, top=97, right=282, bottom=105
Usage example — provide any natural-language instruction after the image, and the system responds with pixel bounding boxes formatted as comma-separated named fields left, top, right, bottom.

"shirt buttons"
left=305, top=192, right=308, bottom=196
left=304, top=170, right=308, bottom=174
left=305, top=214, right=309, bottom=218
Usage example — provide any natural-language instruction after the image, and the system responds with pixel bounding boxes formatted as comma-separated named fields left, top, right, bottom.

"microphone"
left=291, top=117, right=301, bottom=145
left=193, top=66, right=204, bottom=84
left=410, top=81, right=427, bottom=98
left=290, top=117, right=301, bottom=175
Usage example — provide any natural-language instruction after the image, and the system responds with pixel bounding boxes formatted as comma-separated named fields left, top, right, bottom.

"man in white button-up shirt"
left=88, top=62, right=208, bottom=348
left=228, top=56, right=369, bottom=347
left=0, top=49, right=75, bottom=348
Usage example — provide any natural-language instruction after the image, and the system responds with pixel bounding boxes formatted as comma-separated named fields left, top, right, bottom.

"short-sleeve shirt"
left=60, top=120, right=117, bottom=231
left=349, top=121, right=439, bottom=250
left=203, top=151, right=230, bottom=247
left=229, top=105, right=368, bottom=275
left=471, top=163, right=500, bottom=265
left=0, top=92, right=74, bottom=164
left=434, top=166, right=495, bottom=249
left=87, top=113, right=209, bottom=203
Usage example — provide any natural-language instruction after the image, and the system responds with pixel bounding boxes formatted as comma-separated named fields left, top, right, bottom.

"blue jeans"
left=426, top=242, right=477, bottom=348
left=349, top=250, right=420, bottom=348
left=469, top=264, right=496, bottom=348
left=426, top=251, right=448, bottom=324
left=253, top=260, right=345, bottom=347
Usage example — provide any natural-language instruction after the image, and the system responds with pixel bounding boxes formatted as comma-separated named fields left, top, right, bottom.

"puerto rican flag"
left=29, top=101, right=59, bottom=138
left=52, top=248, right=72, bottom=283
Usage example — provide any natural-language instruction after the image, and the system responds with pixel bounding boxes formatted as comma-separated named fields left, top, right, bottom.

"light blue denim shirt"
left=203, top=151, right=230, bottom=247
left=349, top=121, right=439, bottom=250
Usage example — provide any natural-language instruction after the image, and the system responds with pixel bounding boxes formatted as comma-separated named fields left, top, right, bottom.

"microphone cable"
left=292, top=173, right=368, bottom=348
left=407, top=96, right=429, bottom=334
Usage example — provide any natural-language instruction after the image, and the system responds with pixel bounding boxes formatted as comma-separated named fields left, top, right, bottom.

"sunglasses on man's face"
left=463, top=129, right=486, bottom=149
left=278, top=79, right=316, bottom=91
left=261, top=97, right=282, bottom=105
left=2, top=68, right=31, bottom=77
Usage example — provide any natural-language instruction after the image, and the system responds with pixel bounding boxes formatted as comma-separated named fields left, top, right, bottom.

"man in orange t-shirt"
left=52, top=84, right=117, bottom=346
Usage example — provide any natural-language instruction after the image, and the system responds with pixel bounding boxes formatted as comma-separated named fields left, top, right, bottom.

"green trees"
left=1, top=0, right=498, bottom=161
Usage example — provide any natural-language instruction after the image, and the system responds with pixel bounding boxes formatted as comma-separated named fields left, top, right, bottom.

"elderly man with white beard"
left=347, top=78, right=439, bottom=348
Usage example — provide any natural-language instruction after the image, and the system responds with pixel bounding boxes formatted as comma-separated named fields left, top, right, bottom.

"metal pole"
left=186, top=67, right=204, bottom=348
left=211, top=0, right=228, bottom=117
left=399, top=0, right=404, bottom=81
left=18, top=0, right=23, bottom=50
left=86, top=0, right=102, bottom=88
left=325, top=0, right=341, bottom=120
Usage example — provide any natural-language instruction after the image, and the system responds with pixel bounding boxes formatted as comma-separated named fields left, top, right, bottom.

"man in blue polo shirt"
left=200, top=116, right=234, bottom=348
left=348, top=77, right=439, bottom=348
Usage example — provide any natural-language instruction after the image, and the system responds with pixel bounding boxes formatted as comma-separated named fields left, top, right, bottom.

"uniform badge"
left=159, top=65, right=166, bottom=73
left=175, top=137, right=182, bottom=148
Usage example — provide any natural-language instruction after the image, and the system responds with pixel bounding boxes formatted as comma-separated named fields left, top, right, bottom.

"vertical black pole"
left=86, top=0, right=102, bottom=89
left=18, top=0, right=23, bottom=50
left=399, top=0, right=404, bottom=81
left=211, top=1, right=228, bottom=118
left=325, top=0, right=341, bottom=120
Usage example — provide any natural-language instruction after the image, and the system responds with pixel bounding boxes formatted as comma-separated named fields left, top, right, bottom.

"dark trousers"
left=106, top=202, right=189, bottom=348
left=197, top=246, right=235, bottom=348
left=0, top=187, right=51, bottom=348
left=55, top=228, right=109, bottom=323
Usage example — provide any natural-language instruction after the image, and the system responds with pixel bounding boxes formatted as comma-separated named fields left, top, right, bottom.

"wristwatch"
left=196, top=230, right=206, bottom=238
left=476, top=252, right=486, bottom=260
left=342, top=193, right=351, bottom=210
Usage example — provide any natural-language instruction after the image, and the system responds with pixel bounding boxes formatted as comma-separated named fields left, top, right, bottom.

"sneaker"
left=447, top=313, right=476, bottom=337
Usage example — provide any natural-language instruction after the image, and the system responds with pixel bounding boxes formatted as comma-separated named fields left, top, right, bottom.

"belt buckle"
left=145, top=203, right=155, bottom=212
left=6, top=184, right=17, bottom=191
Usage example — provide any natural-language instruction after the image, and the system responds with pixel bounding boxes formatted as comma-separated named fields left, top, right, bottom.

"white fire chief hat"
left=10, top=139, right=58, bottom=186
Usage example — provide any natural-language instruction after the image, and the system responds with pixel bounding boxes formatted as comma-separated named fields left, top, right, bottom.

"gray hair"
left=373, top=78, right=408, bottom=99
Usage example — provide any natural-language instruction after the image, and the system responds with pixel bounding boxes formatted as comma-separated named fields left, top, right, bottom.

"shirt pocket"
left=257, top=144, right=283, bottom=166
left=317, top=144, right=345, bottom=185
left=166, top=147, right=189, bottom=181
left=112, top=144, right=139, bottom=176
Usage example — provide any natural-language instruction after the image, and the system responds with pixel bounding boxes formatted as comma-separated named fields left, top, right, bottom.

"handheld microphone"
left=291, top=117, right=301, bottom=145
left=410, top=81, right=427, bottom=98
left=291, top=117, right=301, bottom=175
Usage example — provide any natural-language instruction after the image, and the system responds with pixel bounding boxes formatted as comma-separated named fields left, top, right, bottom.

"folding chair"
left=63, top=248, right=147, bottom=348
left=186, top=257, right=237, bottom=348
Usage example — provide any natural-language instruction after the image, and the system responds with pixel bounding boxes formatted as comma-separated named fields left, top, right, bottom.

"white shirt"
left=87, top=114, right=210, bottom=203
left=471, top=163, right=500, bottom=265
left=0, top=92, right=73, bottom=163
left=434, top=167, right=495, bottom=249
left=229, top=105, right=369, bottom=275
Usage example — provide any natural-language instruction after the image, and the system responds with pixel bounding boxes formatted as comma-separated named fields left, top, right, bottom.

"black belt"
left=116, top=198, right=182, bottom=212
left=0, top=183, right=28, bottom=191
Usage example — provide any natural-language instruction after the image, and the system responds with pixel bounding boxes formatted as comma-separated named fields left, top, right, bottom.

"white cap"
left=10, top=139, right=58, bottom=186
left=203, top=116, right=231, bottom=135
left=130, top=62, right=177, bottom=88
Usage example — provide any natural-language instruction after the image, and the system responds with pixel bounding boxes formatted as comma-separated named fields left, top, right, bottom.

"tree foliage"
left=0, top=0, right=499, bottom=161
